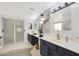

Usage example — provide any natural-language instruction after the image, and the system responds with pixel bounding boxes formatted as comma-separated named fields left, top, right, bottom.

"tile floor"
left=0, top=41, right=40, bottom=56
left=31, top=46, right=40, bottom=56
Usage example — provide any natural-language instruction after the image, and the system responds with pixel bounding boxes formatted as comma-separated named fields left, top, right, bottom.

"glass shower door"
left=15, top=20, right=24, bottom=42
left=3, top=18, right=24, bottom=44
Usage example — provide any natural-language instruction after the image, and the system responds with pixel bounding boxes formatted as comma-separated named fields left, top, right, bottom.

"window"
left=54, top=23, right=62, bottom=31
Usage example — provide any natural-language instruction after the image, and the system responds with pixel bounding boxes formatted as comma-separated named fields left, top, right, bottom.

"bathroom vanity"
left=40, top=34, right=79, bottom=56
left=27, top=33, right=39, bottom=46
left=40, top=39, right=79, bottom=56
left=27, top=32, right=79, bottom=56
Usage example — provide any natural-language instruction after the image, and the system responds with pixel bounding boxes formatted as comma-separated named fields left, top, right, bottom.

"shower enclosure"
left=2, top=18, right=24, bottom=45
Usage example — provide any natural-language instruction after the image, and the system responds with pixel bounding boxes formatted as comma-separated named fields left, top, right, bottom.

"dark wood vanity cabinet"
left=27, top=34, right=31, bottom=42
left=57, top=46, right=79, bottom=56
left=40, top=39, right=50, bottom=56
left=40, top=39, right=58, bottom=56
left=40, top=44, right=50, bottom=56
left=40, top=39, right=79, bottom=56
left=27, top=34, right=38, bottom=45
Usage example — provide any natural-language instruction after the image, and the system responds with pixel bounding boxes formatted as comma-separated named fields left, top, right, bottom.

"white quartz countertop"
left=41, top=34, right=79, bottom=54
left=28, top=32, right=39, bottom=38
left=28, top=32, right=79, bottom=54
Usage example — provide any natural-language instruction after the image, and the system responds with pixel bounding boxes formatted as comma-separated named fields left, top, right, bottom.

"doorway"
left=3, top=18, right=24, bottom=44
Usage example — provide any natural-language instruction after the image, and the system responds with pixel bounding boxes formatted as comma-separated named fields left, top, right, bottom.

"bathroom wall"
left=70, top=3, right=79, bottom=42
left=0, top=16, right=4, bottom=46
left=24, top=20, right=29, bottom=43
left=42, top=18, right=50, bottom=34
left=0, top=17, right=2, bottom=36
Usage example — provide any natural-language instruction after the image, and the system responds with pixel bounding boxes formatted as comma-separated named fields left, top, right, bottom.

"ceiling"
left=0, top=2, right=60, bottom=22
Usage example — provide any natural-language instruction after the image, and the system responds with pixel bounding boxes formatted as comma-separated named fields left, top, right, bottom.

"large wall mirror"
left=53, top=6, right=71, bottom=31
left=34, top=22, right=38, bottom=30
left=33, top=20, right=39, bottom=31
left=54, top=20, right=71, bottom=31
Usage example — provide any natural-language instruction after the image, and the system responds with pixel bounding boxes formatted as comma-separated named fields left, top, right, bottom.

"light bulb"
left=39, top=21, right=44, bottom=24
left=41, top=18, right=45, bottom=21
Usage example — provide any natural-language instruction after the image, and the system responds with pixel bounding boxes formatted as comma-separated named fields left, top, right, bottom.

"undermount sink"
left=52, top=37, right=77, bottom=46
left=51, top=37, right=70, bottom=45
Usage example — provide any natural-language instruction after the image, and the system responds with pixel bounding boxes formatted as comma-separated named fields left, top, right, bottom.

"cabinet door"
left=50, top=48, right=61, bottom=56
left=57, top=46, right=79, bottom=56
left=40, top=40, right=50, bottom=56
left=44, top=40, right=57, bottom=51
left=40, top=44, right=50, bottom=56
left=57, top=46, right=66, bottom=56
left=27, top=34, right=38, bottom=45
left=64, top=49, right=79, bottom=56
left=27, top=34, right=31, bottom=42
left=30, top=35, right=38, bottom=45
left=43, top=45, right=50, bottom=56
left=40, top=40, right=44, bottom=55
left=52, top=51, right=61, bottom=56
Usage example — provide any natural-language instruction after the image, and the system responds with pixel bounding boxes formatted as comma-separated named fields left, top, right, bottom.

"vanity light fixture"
left=41, top=17, right=45, bottom=21
left=40, top=14, right=44, bottom=16
left=39, top=13, right=45, bottom=24
left=39, top=20, right=44, bottom=24
left=58, top=6, right=62, bottom=9
left=52, top=2, right=75, bottom=14
left=53, top=9, right=56, bottom=12
left=64, top=2, right=69, bottom=6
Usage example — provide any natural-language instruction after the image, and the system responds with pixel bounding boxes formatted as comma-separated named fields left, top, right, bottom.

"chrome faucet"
left=56, top=34, right=60, bottom=40
left=65, top=36, right=68, bottom=42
